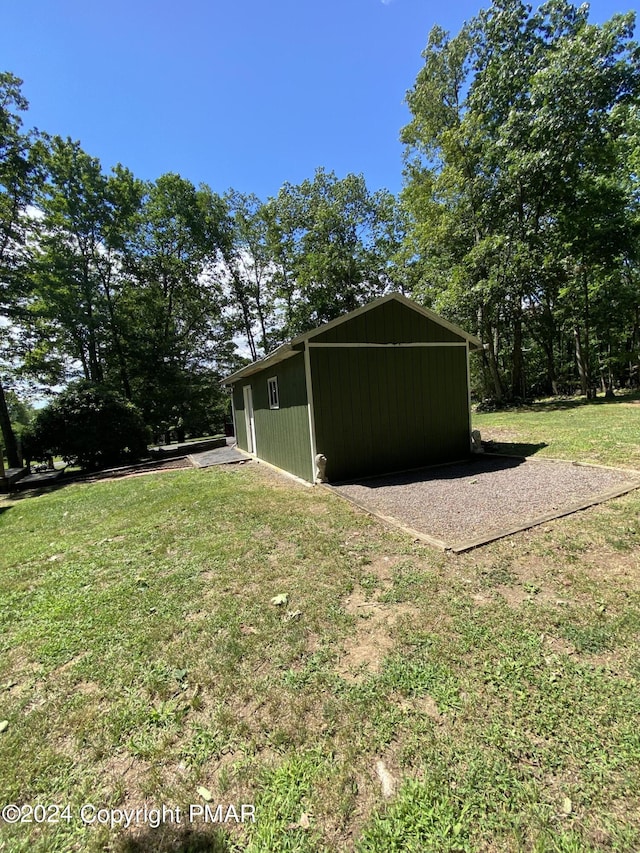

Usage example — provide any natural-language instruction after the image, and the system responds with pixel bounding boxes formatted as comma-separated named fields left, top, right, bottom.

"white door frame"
left=243, top=385, right=257, bottom=454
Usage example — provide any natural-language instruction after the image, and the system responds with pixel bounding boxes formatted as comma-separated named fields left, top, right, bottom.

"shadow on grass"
left=514, top=390, right=640, bottom=413
left=486, top=441, right=548, bottom=457
left=115, top=824, right=234, bottom=852
left=4, top=483, right=69, bottom=502
left=5, top=458, right=194, bottom=502
left=0, top=504, right=12, bottom=516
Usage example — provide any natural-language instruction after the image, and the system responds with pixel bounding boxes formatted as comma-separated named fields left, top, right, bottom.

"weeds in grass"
left=357, top=777, right=472, bottom=852
left=1, top=410, right=640, bottom=851
left=245, top=751, right=325, bottom=852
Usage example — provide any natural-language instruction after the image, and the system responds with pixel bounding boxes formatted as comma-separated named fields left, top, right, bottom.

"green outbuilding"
left=223, top=293, right=482, bottom=484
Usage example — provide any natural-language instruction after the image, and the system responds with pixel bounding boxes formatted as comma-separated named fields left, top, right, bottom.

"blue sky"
left=2, top=0, right=633, bottom=200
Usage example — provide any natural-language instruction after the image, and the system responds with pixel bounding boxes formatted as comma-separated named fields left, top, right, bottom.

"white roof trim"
left=222, top=344, right=298, bottom=385
left=222, top=293, right=482, bottom=385
left=291, top=292, right=482, bottom=348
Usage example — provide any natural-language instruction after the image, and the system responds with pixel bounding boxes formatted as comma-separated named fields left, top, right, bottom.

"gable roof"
left=222, top=292, right=482, bottom=385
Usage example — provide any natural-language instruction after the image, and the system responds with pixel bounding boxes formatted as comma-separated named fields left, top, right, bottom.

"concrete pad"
left=2, top=467, right=29, bottom=485
left=188, top=446, right=249, bottom=468
left=16, top=469, right=66, bottom=487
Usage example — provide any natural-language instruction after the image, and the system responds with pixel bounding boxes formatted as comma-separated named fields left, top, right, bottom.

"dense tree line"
left=402, top=0, right=640, bottom=402
left=0, top=75, right=398, bottom=462
left=1, top=0, right=639, bottom=466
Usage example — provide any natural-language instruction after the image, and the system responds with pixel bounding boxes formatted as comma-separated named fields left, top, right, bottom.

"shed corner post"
left=466, top=342, right=473, bottom=452
left=229, top=384, right=237, bottom=443
left=303, top=343, right=319, bottom=482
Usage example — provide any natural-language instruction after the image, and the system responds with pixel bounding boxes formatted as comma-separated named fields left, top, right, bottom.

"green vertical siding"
left=312, top=299, right=464, bottom=344
left=232, top=354, right=313, bottom=481
left=230, top=299, right=474, bottom=483
left=310, top=345, right=470, bottom=482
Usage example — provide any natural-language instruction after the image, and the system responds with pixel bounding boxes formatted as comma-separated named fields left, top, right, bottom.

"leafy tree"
left=31, top=137, right=144, bottom=393
left=5, top=390, right=34, bottom=438
left=217, top=189, right=275, bottom=361
left=194, top=171, right=401, bottom=362
left=0, top=72, right=43, bottom=466
left=24, top=381, right=149, bottom=470
left=402, top=0, right=640, bottom=401
left=265, top=168, right=397, bottom=339
left=119, top=174, right=231, bottom=437
left=29, top=156, right=233, bottom=440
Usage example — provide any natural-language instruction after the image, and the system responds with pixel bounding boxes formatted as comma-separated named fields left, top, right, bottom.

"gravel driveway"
left=330, top=455, right=640, bottom=550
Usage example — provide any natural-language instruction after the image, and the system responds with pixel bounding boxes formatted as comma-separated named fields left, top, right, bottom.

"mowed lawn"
left=0, top=396, right=639, bottom=851
left=474, top=393, right=640, bottom=469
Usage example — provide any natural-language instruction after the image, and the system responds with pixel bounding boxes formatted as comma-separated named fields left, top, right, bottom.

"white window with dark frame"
left=267, top=376, right=280, bottom=409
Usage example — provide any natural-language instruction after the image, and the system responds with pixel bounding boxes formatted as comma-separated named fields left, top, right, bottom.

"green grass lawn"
left=1, top=397, right=639, bottom=851
left=473, top=392, right=640, bottom=469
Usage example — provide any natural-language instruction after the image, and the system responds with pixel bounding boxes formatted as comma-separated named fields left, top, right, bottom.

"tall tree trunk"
left=511, top=308, right=524, bottom=400
left=600, top=341, right=615, bottom=399
left=527, top=300, right=558, bottom=395
left=540, top=336, right=558, bottom=395
left=0, top=380, right=20, bottom=468
left=599, top=349, right=607, bottom=394
left=85, top=303, right=103, bottom=383
left=633, top=305, right=640, bottom=388
left=582, top=271, right=594, bottom=399
left=255, top=292, right=270, bottom=355
left=479, top=307, right=504, bottom=402
left=544, top=307, right=559, bottom=396
left=102, top=274, right=133, bottom=399
left=574, top=325, right=589, bottom=397
left=548, top=347, right=559, bottom=396
left=230, top=272, right=257, bottom=361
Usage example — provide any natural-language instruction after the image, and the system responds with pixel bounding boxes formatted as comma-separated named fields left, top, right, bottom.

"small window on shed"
left=267, top=377, right=280, bottom=409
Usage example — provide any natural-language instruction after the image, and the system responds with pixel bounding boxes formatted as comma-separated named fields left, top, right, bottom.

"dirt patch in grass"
left=363, top=555, right=397, bottom=584
left=75, top=680, right=102, bottom=698
left=478, top=426, right=525, bottom=441
left=543, top=636, right=577, bottom=656
left=571, top=545, right=640, bottom=587
left=267, top=540, right=300, bottom=569
left=101, top=756, right=164, bottom=803
left=2, top=648, right=41, bottom=685
left=337, top=589, right=419, bottom=682
left=249, top=461, right=309, bottom=492
left=53, top=652, right=89, bottom=676
left=395, top=693, right=444, bottom=723
left=489, top=557, right=575, bottom=608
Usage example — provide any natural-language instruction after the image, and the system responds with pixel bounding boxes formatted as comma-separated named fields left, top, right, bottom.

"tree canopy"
left=0, top=71, right=43, bottom=465
left=2, top=1, right=640, bottom=467
left=402, top=0, right=640, bottom=401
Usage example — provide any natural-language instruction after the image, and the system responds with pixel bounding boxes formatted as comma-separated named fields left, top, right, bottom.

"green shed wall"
left=312, top=299, right=464, bottom=345
left=232, top=353, right=313, bottom=482
left=310, top=345, right=470, bottom=482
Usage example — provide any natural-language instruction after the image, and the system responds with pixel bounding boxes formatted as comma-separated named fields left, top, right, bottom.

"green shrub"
left=24, top=382, right=150, bottom=470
